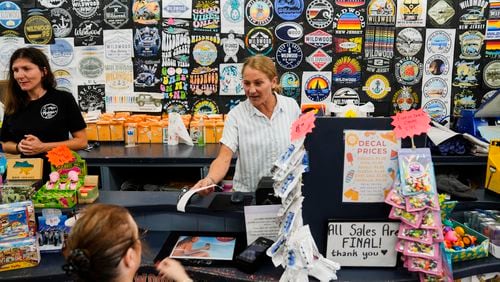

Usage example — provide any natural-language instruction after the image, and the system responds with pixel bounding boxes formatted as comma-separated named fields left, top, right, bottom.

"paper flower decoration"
left=46, top=145, right=75, bottom=167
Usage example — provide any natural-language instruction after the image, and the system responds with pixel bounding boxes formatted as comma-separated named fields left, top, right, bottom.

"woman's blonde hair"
left=242, top=55, right=282, bottom=93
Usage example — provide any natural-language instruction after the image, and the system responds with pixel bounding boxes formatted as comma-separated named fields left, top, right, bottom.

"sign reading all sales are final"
left=326, top=221, right=400, bottom=267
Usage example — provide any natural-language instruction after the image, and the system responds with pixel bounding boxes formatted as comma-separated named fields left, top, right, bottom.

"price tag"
left=391, top=109, right=430, bottom=139
left=291, top=111, right=316, bottom=141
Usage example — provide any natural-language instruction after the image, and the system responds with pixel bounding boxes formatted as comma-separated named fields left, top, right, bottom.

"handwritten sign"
left=391, top=109, right=431, bottom=139
left=326, top=221, right=400, bottom=267
left=290, top=111, right=316, bottom=141
left=343, top=130, right=400, bottom=202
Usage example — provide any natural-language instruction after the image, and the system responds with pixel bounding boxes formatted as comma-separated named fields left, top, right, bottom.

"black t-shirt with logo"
left=1, top=89, right=86, bottom=179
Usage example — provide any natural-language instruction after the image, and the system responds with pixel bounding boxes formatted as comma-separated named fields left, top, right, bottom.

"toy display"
left=37, top=209, right=70, bottom=253
left=32, top=189, right=77, bottom=209
left=0, top=201, right=39, bottom=272
left=33, top=146, right=96, bottom=208
left=0, top=237, right=40, bottom=272
left=0, top=184, right=36, bottom=204
left=2, top=158, right=43, bottom=205
left=442, top=220, right=489, bottom=262
left=0, top=201, right=36, bottom=242
left=77, top=176, right=99, bottom=204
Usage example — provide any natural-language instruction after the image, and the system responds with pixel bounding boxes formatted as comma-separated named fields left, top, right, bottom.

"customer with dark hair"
left=0, top=47, right=87, bottom=179
left=63, top=203, right=191, bottom=282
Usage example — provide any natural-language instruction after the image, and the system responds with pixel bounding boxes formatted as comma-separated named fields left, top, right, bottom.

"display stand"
left=302, top=117, right=408, bottom=253
left=301, top=117, right=490, bottom=254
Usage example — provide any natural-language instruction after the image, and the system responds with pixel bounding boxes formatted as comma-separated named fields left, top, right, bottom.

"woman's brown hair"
left=4, top=47, right=56, bottom=115
left=63, top=204, right=137, bottom=282
left=242, top=55, right=282, bottom=94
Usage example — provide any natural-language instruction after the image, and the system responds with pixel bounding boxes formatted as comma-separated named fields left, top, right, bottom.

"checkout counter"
left=2, top=117, right=499, bottom=281
left=1, top=188, right=499, bottom=282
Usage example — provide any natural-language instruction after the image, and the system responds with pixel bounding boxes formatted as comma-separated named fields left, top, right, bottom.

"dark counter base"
left=2, top=189, right=498, bottom=282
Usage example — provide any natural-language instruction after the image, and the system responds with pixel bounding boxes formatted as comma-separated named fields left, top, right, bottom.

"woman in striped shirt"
left=193, top=55, right=301, bottom=194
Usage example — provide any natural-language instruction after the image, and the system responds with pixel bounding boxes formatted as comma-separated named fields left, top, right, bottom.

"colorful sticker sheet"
left=0, top=0, right=497, bottom=117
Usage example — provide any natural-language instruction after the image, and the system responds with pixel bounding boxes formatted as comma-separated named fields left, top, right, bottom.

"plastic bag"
left=167, top=113, right=193, bottom=146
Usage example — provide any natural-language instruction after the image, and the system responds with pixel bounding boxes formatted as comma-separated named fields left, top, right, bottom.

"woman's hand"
left=191, top=177, right=215, bottom=196
left=156, top=258, right=191, bottom=282
left=18, top=135, right=46, bottom=155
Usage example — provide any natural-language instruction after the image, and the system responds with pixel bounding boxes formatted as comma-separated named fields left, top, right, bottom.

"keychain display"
left=384, top=147, right=451, bottom=280
left=267, top=113, right=340, bottom=281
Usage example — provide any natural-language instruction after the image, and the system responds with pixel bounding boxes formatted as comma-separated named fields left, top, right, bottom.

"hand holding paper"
left=176, top=184, right=217, bottom=212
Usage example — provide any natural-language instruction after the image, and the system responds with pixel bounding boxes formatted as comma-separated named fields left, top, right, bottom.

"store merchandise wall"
left=0, top=0, right=497, bottom=121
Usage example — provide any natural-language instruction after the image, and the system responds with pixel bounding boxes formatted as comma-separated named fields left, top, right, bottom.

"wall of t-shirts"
left=0, top=0, right=498, bottom=122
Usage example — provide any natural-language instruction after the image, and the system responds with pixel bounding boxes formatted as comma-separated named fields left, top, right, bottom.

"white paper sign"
left=244, top=205, right=280, bottom=245
left=326, top=222, right=400, bottom=267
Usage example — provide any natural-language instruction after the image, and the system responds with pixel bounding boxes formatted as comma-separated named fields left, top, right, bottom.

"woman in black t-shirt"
left=0, top=47, right=87, bottom=179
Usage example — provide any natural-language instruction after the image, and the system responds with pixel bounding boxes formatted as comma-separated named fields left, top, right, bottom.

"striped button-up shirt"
left=221, top=94, right=301, bottom=192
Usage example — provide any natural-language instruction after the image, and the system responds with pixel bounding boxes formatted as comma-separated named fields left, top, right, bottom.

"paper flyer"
left=342, top=130, right=401, bottom=203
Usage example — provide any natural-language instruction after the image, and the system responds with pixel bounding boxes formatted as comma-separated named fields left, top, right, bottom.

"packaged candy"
left=406, top=193, right=439, bottom=212
left=385, top=189, right=406, bottom=209
left=389, top=207, right=423, bottom=228
left=432, top=228, right=444, bottom=243
left=398, top=224, right=433, bottom=244
left=419, top=272, right=447, bottom=281
left=398, top=148, right=436, bottom=196
left=421, top=210, right=441, bottom=230
left=407, top=256, right=442, bottom=276
left=404, top=241, right=440, bottom=260
left=395, top=239, right=406, bottom=253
